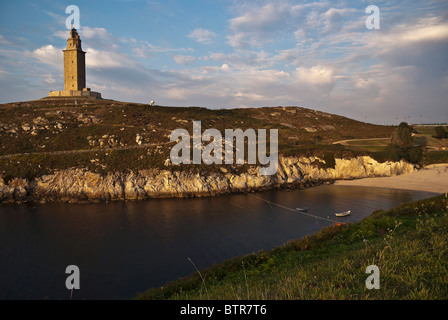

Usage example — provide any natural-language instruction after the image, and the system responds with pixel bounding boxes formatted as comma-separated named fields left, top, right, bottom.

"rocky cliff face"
left=0, top=156, right=416, bottom=204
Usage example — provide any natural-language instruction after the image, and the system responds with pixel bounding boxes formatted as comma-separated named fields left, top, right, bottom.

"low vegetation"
left=433, top=126, right=448, bottom=140
left=414, top=125, right=448, bottom=150
left=135, top=194, right=448, bottom=300
left=0, top=99, right=393, bottom=180
left=1, top=100, right=447, bottom=182
left=422, top=151, right=448, bottom=166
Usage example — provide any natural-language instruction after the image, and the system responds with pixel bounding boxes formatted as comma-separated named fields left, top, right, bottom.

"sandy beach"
left=335, top=163, right=448, bottom=194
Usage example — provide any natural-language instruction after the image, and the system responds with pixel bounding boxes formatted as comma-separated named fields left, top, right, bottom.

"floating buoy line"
left=242, top=190, right=344, bottom=225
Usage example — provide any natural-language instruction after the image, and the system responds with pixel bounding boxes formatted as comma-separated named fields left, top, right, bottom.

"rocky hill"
left=0, top=98, right=401, bottom=203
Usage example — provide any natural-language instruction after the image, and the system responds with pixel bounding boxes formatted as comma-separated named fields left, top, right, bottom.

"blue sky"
left=0, top=0, right=447, bottom=124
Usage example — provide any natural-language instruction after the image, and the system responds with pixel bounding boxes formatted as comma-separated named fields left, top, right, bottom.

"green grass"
left=344, top=139, right=389, bottom=146
left=422, top=151, right=448, bottom=166
left=135, top=194, right=448, bottom=300
left=412, top=125, right=448, bottom=149
left=414, top=125, right=448, bottom=136
left=345, top=145, right=387, bottom=153
left=342, top=139, right=390, bottom=153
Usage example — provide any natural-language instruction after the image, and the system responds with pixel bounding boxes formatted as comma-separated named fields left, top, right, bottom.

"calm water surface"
left=0, top=185, right=436, bottom=299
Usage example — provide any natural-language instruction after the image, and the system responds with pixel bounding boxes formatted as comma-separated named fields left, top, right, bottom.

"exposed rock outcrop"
left=0, top=156, right=416, bottom=204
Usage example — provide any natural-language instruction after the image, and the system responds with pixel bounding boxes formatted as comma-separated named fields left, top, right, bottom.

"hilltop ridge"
left=0, top=99, right=404, bottom=204
left=0, top=99, right=393, bottom=164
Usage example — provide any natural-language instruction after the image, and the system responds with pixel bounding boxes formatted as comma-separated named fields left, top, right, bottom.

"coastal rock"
left=0, top=156, right=416, bottom=204
left=0, top=177, right=29, bottom=202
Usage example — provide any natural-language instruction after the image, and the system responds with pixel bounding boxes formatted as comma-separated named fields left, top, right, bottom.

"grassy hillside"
left=0, top=98, right=395, bottom=181
left=135, top=194, right=448, bottom=300
left=413, top=125, right=448, bottom=151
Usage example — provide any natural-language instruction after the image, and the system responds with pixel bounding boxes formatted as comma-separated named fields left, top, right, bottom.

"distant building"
left=48, top=28, right=101, bottom=99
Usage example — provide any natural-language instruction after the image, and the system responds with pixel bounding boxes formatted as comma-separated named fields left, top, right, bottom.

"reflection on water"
left=0, top=185, right=435, bottom=299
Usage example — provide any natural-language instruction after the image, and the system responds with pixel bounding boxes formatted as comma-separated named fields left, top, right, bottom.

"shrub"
left=323, top=152, right=336, bottom=169
left=403, top=147, right=423, bottom=164
left=433, top=126, right=448, bottom=139
left=391, top=122, right=412, bottom=148
left=372, top=143, right=422, bottom=165
left=423, top=151, right=448, bottom=165
left=372, top=144, right=401, bottom=163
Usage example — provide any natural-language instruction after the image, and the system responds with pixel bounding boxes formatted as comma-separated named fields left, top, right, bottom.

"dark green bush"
left=391, top=122, right=412, bottom=148
left=372, top=144, right=401, bottom=163
left=403, top=147, right=423, bottom=164
left=372, top=144, right=422, bottom=164
left=323, top=152, right=336, bottom=169
left=433, top=126, right=448, bottom=139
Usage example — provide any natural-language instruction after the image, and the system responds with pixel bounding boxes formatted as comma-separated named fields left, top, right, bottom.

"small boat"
left=335, top=210, right=351, bottom=217
left=296, top=207, right=308, bottom=212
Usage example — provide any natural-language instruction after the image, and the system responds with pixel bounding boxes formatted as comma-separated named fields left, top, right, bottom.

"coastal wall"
left=0, top=156, right=416, bottom=204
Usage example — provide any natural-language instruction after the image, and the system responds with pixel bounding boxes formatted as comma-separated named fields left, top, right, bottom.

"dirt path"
left=332, top=137, right=390, bottom=145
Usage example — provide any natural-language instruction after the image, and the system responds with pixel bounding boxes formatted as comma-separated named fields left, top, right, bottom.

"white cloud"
left=0, top=34, right=13, bottom=46
left=32, top=45, right=62, bottom=68
left=2, top=2, right=447, bottom=125
left=226, top=1, right=331, bottom=49
left=369, top=21, right=448, bottom=49
left=321, top=8, right=358, bottom=33
left=162, top=86, right=193, bottom=100
left=85, top=48, right=135, bottom=70
left=43, top=74, right=57, bottom=84
left=188, top=28, right=216, bottom=44
left=80, top=27, right=119, bottom=50
left=53, top=30, right=69, bottom=40
left=235, top=91, right=264, bottom=101
left=174, top=55, right=196, bottom=66
left=80, top=27, right=111, bottom=39
left=229, top=2, right=286, bottom=33
left=221, top=64, right=230, bottom=71
left=227, top=2, right=298, bottom=48
left=295, top=65, right=334, bottom=85
left=131, top=40, right=194, bottom=58
left=207, top=50, right=274, bottom=70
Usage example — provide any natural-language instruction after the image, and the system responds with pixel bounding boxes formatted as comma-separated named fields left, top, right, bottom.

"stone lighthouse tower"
left=48, top=27, right=101, bottom=99
left=63, top=27, right=86, bottom=91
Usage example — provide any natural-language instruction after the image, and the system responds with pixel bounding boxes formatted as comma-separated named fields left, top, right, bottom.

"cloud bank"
left=0, top=0, right=447, bottom=124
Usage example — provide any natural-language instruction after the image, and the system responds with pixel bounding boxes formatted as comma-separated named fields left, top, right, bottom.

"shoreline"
left=0, top=156, right=421, bottom=205
left=335, top=163, right=448, bottom=194
left=0, top=179, right=329, bottom=206
left=135, top=194, right=448, bottom=300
